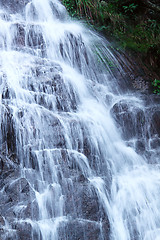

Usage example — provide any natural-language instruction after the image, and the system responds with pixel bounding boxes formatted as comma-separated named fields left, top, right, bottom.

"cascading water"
left=0, top=0, right=160, bottom=239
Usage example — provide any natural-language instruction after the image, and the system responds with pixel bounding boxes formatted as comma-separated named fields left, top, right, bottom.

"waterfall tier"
left=0, top=0, right=160, bottom=240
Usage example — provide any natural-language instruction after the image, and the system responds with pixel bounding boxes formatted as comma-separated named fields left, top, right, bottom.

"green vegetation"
left=152, top=79, right=160, bottom=94
left=122, top=3, right=138, bottom=13
left=63, top=0, right=160, bottom=94
left=63, top=0, right=160, bottom=53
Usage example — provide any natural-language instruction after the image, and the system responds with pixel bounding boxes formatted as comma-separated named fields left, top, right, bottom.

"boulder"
left=110, top=101, right=146, bottom=140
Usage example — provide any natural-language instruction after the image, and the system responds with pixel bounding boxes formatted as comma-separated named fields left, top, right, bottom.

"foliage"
left=152, top=79, right=160, bottom=94
left=63, top=0, right=160, bottom=91
left=122, top=3, right=138, bottom=13
left=62, top=0, right=160, bottom=51
left=62, top=0, right=77, bottom=17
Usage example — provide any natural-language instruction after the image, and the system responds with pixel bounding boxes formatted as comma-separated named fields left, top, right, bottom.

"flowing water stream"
left=0, top=0, right=160, bottom=240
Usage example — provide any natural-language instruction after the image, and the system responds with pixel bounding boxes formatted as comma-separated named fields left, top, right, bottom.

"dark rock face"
left=59, top=32, right=89, bottom=71
left=38, top=148, right=111, bottom=239
left=0, top=149, right=38, bottom=239
left=51, top=74, right=79, bottom=112
left=26, top=25, right=46, bottom=57
left=135, top=140, right=146, bottom=153
left=0, top=168, right=34, bottom=221
left=64, top=181, right=104, bottom=221
left=11, top=23, right=25, bottom=48
left=1, top=108, right=16, bottom=154
left=150, top=137, right=160, bottom=149
left=0, top=52, right=111, bottom=239
left=110, top=101, right=146, bottom=141
left=150, top=111, right=160, bottom=137
left=110, top=96, right=160, bottom=158
left=12, top=222, right=33, bottom=240
left=4, top=178, right=35, bottom=203
left=147, top=44, right=160, bottom=70
left=58, top=220, right=103, bottom=240
left=10, top=23, right=46, bottom=55
left=0, top=12, right=11, bottom=21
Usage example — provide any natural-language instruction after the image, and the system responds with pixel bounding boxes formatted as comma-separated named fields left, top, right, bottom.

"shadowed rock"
left=58, top=219, right=109, bottom=240
left=150, top=111, right=160, bottom=137
left=110, top=101, right=146, bottom=141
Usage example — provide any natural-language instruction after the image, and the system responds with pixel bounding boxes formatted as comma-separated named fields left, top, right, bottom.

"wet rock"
left=50, top=1, right=66, bottom=20
left=150, top=137, right=160, bottom=149
left=56, top=150, right=82, bottom=179
left=2, top=178, right=35, bottom=210
left=135, top=140, right=146, bottom=153
left=0, top=215, right=5, bottom=226
left=18, top=110, right=66, bottom=151
left=53, top=74, right=79, bottom=112
left=2, top=86, right=16, bottom=100
left=140, top=94, right=160, bottom=106
left=63, top=179, right=108, bottom=224
left=27, top=150, right=40, bottom=171
left=0, top=166, right=19, bottom=187
left=111, top=101, right=134, bottom=139
left=0, top=154, right=17, bottom=175
left=132, top=76, right=149, bottom=91
left=26, top=25, right=46, bottom=57
left=19, top=200, right=39, bottom=220
left=1, top=109, right=16, bottom=153
left=110, top=101, right=146, bottom=140
left=150, top=111, right=160, bottom=137
left=0, top=229, right=18, bottom=240
left=1, top=0, right=29, bottom=13
left=12, top=222, right=32, bottom=240
left=42, top=113, right=66, bottom=148
left=32, top=229, right=43, bottom=240
left=77, top=174, right=87, bottom=183
left=0, top=12, right=11, bottom=21
left=136, top=110, right=146, bottom=138
left=147, top=44, right=160, bottom=69
left=58, top=220, right=104, bottom=240
left=0, top=177, right=34, bottom=213
left=0, top=173, right=37, bottom=228
left=81, top=186, right=102, bottom=221
left=11, top=23, right=25, bottom=48
left=105, top=94, right=113, bottom=106
left=0, top=143, right=19, bottom=189
left=59, top=32, right=89, bottom=71
left=25, top=2, right=38, bottom=21
left=24, top=60, right=79, bottom=112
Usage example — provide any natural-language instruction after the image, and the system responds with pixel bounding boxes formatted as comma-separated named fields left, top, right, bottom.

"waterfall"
left=0, top=0, right=160, bottom=240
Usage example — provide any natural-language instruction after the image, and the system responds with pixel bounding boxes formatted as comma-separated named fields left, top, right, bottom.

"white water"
left=0, top=0, right=160, bottom=240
